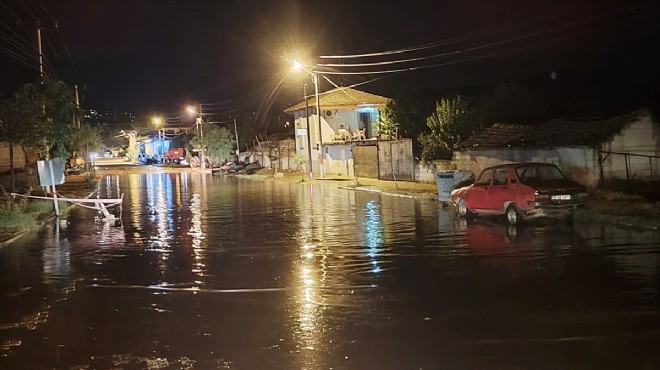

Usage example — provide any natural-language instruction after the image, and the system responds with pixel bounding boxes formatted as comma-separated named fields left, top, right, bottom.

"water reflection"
left=293, top=185, right=329, bottom=369
left=188, top=192, right=207, bottom=284
left=363, top=200, right=383, bottom=275
left=0, top=173, right=658, bottom=369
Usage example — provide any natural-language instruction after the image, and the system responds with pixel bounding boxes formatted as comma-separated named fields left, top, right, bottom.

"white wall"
left=601, top=116, right=660, bottom=180
left=451, top=149, right=599, bottom=188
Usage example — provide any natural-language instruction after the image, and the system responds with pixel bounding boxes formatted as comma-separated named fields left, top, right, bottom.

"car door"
left=485, top=167, right=510, bottom=212
left=467, top=168, right=493, bottom=212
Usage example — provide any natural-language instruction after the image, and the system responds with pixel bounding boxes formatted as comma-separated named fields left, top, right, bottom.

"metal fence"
left=598, top=150, right=659, bottom=187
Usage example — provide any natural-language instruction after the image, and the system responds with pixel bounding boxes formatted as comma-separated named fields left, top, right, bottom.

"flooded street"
left=1, top=172, right=660, bottom=369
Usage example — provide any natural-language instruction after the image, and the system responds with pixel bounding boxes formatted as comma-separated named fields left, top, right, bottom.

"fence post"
left=597, top=148, right=604, bottom=189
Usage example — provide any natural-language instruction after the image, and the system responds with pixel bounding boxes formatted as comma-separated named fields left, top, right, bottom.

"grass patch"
left=0, top=206, right=38, bottom=229
left=26, top=200, right=70, bottom=217
left=575, top=191, right=660, bottom=229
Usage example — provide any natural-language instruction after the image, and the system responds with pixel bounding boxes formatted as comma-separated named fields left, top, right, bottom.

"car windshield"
left=516, top=165, right=567, bottom=183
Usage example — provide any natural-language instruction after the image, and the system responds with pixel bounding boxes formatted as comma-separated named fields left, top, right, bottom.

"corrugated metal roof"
left=284, top=87, right=390, bottom=113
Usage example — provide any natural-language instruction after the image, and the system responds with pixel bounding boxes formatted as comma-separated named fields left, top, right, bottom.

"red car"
left=450, top=163, right=590, bottom=225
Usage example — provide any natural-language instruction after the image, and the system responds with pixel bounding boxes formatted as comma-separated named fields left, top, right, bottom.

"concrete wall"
left=324, top=144, right=354, bottom=176
left=452, top=148, right=599, bottom=188
left=415, top=160, right=455, bottom=183
left=600, top=116, right=660, bottom=181
left=451, top=114, right=660, bottom=189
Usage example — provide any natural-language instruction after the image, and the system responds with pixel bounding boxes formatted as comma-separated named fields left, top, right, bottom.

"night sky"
left=1, top=0, right=659, bottom=123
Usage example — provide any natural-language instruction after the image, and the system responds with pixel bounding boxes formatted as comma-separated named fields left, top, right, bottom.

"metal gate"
left=352, top=139, right=414, bottom=180
left=378, top=139, right=414, bottom=181
left=353, top=145, right=378, bottom=178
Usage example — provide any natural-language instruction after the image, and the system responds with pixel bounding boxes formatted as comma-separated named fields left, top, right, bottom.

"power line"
left=318, top=2, right=593, bottom=60
left=316, top=2, right=656, bottom=76
left=0, top=44, right=37, bottom=69
left=317, top=1, right=655, bottom=71
left=317, top=26, right=605, bottom=77
left=0, top=18, right=35, bottom=52
left=16, top=0, right=39, bottom=21
left=0, top=31, right=34, bottom=58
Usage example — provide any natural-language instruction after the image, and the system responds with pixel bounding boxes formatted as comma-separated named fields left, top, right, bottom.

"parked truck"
left=163, top=148, right=186, bottom=164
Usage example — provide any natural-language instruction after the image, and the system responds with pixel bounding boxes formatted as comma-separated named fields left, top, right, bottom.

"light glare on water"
left=0, top=172, right=658, bottom=369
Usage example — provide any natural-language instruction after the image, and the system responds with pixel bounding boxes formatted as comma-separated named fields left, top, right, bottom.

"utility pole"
left=197, top=105, right=206, bottom=170
left=37, top=23, right=44, bottom=82
left=233, top=118, right=240, bottom=156
left=313, top=73, right=324, bottom=178
left=303, top=83, right=313, bottom=180
left=74, top=84, right=80, bottom=127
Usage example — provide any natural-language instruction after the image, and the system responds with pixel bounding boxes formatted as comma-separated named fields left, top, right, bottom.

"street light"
left=186, top=104, right=206, bottom=170
left=186, top=105, right=204, bottom=138
left=293, top=59, right=324, bottom=178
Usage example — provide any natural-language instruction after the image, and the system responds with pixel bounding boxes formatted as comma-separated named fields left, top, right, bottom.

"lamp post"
left=294, top=60, right=324, bottom=178
left=186, top=105, right=206, bottom=170
left=152, top=116, right=164, bottom=161
left=303, top=83, right=313, bottom=180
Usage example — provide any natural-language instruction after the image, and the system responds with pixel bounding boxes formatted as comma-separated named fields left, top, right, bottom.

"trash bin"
left=436, top=170, right=473, bottom=202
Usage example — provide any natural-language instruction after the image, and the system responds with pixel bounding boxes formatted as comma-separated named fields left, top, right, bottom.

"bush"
left=0, top=205, right=38, bottom=229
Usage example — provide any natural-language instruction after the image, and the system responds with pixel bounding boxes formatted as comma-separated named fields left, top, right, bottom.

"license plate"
left=551, top=194, right=571, bottom=200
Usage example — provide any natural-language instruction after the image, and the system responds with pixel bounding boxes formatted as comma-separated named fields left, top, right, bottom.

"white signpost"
left=37, top=159, right=65, bottom=216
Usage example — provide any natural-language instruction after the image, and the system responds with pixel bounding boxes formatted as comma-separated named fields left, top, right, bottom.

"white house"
left=284, top=87, right=390, bottom=176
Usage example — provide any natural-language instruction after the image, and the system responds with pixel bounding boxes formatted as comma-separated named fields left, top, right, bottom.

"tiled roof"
left=284, top=87, right=390, bottom=113
left=458, top=109, right=652, bottom=150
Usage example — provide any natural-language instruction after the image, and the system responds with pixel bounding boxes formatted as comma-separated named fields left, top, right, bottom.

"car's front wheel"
left=506, top=205, right=523, bottom=226
left=456, top=199, right=470, bottom=218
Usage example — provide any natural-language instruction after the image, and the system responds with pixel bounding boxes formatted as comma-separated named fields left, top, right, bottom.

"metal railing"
left=598, top=150, right=659, bottom=188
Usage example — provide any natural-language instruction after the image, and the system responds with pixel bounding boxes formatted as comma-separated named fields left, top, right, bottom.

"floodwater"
left=1, top=172, right=660, bottom=370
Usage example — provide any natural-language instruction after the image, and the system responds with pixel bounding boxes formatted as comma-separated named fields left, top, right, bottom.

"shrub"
left=0, top=205, right=38, bottom=229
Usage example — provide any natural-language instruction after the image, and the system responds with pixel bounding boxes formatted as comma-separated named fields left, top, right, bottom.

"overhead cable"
left=318, top=2, right=592, bottom=59
left=317, top=1, right=654, bottom=70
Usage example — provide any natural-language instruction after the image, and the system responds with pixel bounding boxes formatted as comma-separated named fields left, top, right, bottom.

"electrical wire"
left=0, top=19, right=35, bottom=54
left=318, top=2, right=593, bottom=59
left=317, top=1, right=655, bottom=70
left=316, top=2, right=656, bottom=76
left=317, top=27, right=604, bottom=77
left=0, top=44, right=37, bottom=68
left=0, top=31, right=35, bottom=59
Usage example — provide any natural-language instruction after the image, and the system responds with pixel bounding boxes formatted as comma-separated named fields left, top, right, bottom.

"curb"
left=339, top=185, right=438, bottom=200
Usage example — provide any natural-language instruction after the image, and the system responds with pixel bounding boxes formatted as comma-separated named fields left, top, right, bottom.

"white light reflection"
left=147, top=174, right=175, bottom=273
left=188, top=192, right=207, bottom=283
left=364, top=200, right=384, bottom=275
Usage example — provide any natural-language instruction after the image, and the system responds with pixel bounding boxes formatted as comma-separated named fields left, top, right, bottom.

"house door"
left=359, top=112, right=372, bottom=138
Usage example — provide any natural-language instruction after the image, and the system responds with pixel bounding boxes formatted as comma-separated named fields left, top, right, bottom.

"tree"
left=41, top=77, right=83, bottom=159
left=0, top=83, right=47, bottom=191
left=374, top=99, right=398, bottom=139
left=0, top=77, right=89, bottom=190
left=70, top=122, right=102, bottom=162
left=418, top=95, right=478, bottom=162
left=191, top=123, right=234, bottom=166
